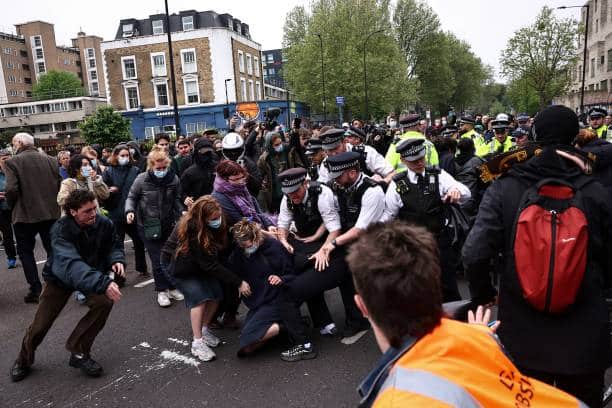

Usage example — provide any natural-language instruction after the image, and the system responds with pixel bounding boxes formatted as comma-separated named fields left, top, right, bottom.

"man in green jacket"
left=385, top=114, right=439, bottom=173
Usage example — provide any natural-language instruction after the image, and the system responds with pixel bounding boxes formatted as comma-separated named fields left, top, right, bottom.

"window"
left=26, top=91, right=32, bottom=98
left=240, top=77, right=247, bottom=100
left=248, top=80, right=254, bottom=100
left=86, top=48, right=94, bottom=58
left=9, top=90, right=18, bottom=96
left=185, top=123, right=196, bottom=136
left=266, top=54, right=274, bottom=63
left=24, top=77, right=31, bottom=84
left=22, top=64, right=29, bottom=71
left=246, top=54, right=253, bottom=75
left=601, top=55, right=605, bottom=66
left=39, top=124, right=50, bottom=132
left=601, top=80, right=608, bottom=91
left=591, top=57, right=596, bottom=77
left=122, top=56, right=137, bottom=79
left=596, top=19, right=599, bottom=33
left=184, top=79, right=199, bottom=104
left=7, top=75, right=15, bottom=83
left=88, top=59, right=96, bottom=69
left=90, top=81, right=99, bottom=95
left=155, top=82, right=169, bottom=106
left=182, top=16, right=194, bottom=31
left=254, top=57, right=260, bottom=77
left=89, top=70, right=97, bottom=80
left=21, top=106, right=35, bottom=115
left=608, top=50, right=612, bottom=71
left=35, top=48, right=43, bottom=59
left=32, top=36, right=41, bottom=47
left=181, top=49, right=196, bottom=73
left=4, top=48, right=11, bottom=54
left=151, top=52, right=167, bottom=77
left=122, top=24, right=134, bottom=37
left=152, top=20, right=164, bottom=35
left=256, top=81, right=261, bottom=100
left=36, top=62, right=45, bottom=74
left=145, top=127, right=156, bottom=140
left=238, top=51, right=245, bottom=73
left=125, top=85, right=140, bottom=110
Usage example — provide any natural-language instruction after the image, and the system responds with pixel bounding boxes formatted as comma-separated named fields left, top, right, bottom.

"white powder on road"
left=160, top=350, right=200, bottom=368
left=167, top=338, right=190, bottom=346
left=139, top=342, right=151, bottom=348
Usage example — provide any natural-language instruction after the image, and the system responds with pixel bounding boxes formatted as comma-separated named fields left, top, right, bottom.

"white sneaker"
left=157, top=291, right=171, bottom=307
left=168, top=289, right=184, bottom=301
left=201, top=327, right=221, bottom=348
left=191, top=339, right=216, bottom=361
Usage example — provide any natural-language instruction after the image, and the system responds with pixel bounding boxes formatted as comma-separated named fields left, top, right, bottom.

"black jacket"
left=240, top=155, right=263, bottom=197
left=125, top=170, right=183, bottom=235
left=43, top=216, right=125, bottom=295
left=454, top=154, right=485, bottom=218
left=102, top=164, right=139, bottom=224
left=581, top=138, right=612, bottom=198
left=462, top=147, right=612, bottom=375
left=180, top=160, right=216, bottom=202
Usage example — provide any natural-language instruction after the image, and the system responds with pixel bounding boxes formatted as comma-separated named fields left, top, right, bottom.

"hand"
left=268, top=275, right=283, bottom=286
left=184, top=196, right=194, bottom=208
left=309, top=248, right=330, bottom=272
left=321, top=242, right=335, bottom=254
left=112, top=262, right=125, bottom=277
left=105, top=282, right=122, bottom=302
left=300, top=235, right=319, bottom=244
left=126, top=212, right=135, bottom=224
left=467, top=305, right=500, bottom=333
left=108, top=186, right=119, bottom=193
left=280, top=240, right=294, bottom=254
left=443, top=188, right=461, bottom=204
left=238, top=281, right=252, bottom=297
left=371, top=174, right=383, bottom=183
left=229, top=116, right=238, bottom=129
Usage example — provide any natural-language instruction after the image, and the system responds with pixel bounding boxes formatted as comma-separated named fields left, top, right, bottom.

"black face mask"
left=195, top=152, right=213, bottom=166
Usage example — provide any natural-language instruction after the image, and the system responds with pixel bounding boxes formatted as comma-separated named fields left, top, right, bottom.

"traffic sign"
left=336, top=96, right=345, bottom=106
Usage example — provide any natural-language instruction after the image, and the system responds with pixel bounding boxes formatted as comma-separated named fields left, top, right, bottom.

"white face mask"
left=118, top=157, right=129, bottom=166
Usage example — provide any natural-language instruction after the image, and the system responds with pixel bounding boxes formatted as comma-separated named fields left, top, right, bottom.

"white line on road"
left=134, top=279, right=154, bottom=288
left=36, top=260, right=46, bottom=265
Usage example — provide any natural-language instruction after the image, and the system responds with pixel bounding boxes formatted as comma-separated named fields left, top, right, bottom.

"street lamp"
left=315, top=33, right=327, bottom=123
left=558, top=4, right=589, bottom=114
left=164, top=0, right=181, bottom=136
left=363, top=29, right=384, bottom=121
left=224, top=78, right=233, bottom=119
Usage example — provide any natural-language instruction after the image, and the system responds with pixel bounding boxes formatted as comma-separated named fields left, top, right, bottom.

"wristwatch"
left=331, top=239, right=338, bottom=248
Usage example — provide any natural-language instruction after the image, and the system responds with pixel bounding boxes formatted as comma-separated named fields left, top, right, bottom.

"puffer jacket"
left=42, top=215, right=125, bottom=295
left=102, top=164, right=140, bottom=224
left=125, top=170, right=184, bottom=236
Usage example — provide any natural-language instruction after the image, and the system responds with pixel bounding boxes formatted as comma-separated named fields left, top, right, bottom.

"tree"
left=500, top=6, right=578, bottom=110
left=282, top=0, right=416, bottom=120
left=32, top=70, right=85, bottom=100
left=507, top=75, right=540, bottom=115
left=78, top=105, right=132, bottom=146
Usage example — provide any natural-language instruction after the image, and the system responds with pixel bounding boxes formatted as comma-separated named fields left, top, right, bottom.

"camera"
left=263, top=107, right=281, bottom=131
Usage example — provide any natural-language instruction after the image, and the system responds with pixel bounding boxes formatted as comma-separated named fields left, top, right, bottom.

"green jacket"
left=385, top=131, right=439, bottom=173
left=476, top=136, right=514, bottom=157
left=588, top=125, right=608, bottom=139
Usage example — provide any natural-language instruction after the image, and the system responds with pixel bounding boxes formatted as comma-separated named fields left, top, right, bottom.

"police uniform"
left=588, top=107, right=609, bottom=139
left=477, top=114, right=514, bottom=157
left=459, top=115, right=485, bottom=149
left=385, top=114, right=439, bottom=172
left=304, top=138, right=323, bottom=181
left=316, top=128, right=346, bottom=184
left=345, top=127, right=394, bottom=179
left=382, top=138, right=470, bottom=302
left=275, top=168, right=364, bottom=338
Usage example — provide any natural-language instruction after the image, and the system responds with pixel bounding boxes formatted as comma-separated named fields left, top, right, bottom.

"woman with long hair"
left=57, top=154, right=109, bottom=214
left=161, top=196, right=251, bottom=362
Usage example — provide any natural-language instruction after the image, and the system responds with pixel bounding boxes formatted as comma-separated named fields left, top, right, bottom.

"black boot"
left=23, top=291, right=39, bottom=304
left=69, top=354, right=103, bottom=377
left=10, top=361, right=30, bottom=382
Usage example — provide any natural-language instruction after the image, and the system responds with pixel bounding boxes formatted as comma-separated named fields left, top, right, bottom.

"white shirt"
left=277, top=183, right=342, bottom=233
left=348, top=144, right=394, bottom=177
left=318, top=159, right=330, bottom=184
left=382, top=168, right=471, bottom=222
left=345, top=175, right=386, bottom=230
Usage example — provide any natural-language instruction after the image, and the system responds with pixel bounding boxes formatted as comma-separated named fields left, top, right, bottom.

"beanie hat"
left=532, top=105, right=578, bottom=146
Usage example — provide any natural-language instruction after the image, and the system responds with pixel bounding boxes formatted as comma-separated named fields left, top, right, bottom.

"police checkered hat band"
left=325, top=151, right=361, bottom=179
left=320, top=128, right=345, bottom=150
left=396, top=138, right=426, bottom=161
left=398, top=114, right=420, bottom=128
left=278, top=168, right=307, bottom=194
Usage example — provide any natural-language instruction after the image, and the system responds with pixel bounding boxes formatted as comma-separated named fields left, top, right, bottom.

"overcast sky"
left=0, top=0, right=581, bottom=82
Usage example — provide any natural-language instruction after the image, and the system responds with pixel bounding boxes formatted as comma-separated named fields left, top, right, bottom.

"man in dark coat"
left=5, top=133, right=61, bottom=303
left=10, top=189, right=125, bottom=382
left=462, top=105, right=612, bottom=408
left=180, top=138, right=217, bottom=207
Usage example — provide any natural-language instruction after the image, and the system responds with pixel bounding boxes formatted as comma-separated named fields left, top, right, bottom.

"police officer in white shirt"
left=382, top=138, right=470, bottom=302
left=344, top=127, right=395, bottom=184
left=317, top=128, right=346, bottom=184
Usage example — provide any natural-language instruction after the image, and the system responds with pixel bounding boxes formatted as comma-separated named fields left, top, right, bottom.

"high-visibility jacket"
left=588, top=124, right=608, bottom=139
left=385, top=131, right=439, bottom=173
left=361, top=319, right=586, bottom=407
left=476, top=135, right=514, bottom=157
left=459, top=128, right=486, bottom=152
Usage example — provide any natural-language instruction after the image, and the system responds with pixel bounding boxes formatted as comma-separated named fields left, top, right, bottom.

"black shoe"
left=69, top=354, right=103, bottom=377
left=24, top=292, right=39, bottom=304
left=10, top=361, right=30, bottom=382
left=280, top=344, right=317, bottom=362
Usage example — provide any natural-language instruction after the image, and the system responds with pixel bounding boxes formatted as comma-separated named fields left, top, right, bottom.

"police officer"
left=316, top=128, right=346, bottom=183
left=344, top=127, right=395, bottom=184
left=458, top=115, right=485, bottom=149
left=385, top=114, right=439, bottom=173
left=588, top=107, right=608, bottom=139
left=276, top=168, right=362, bottom=338
left=304, top=138, right=324, bottom=181
left=382, top=138, right=470, bottom=301
left=441, top=125, right=459, bottom=139
left=221, top=132, right=262, bottom=196
left=477, top=113, right=514, bottom=157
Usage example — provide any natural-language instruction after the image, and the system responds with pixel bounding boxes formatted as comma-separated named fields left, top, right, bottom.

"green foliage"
left=507, top=76, right=540, bottom=115
left=32, top=70, right=85, bottom=100
left=282, top=0, right=416, bottom=120
left=78, top=105, right=132, bottom=146
left=473, top=80, right=511, bottom=115
left=0, top=127, right=28, bottom=148
left=500, top=6, right=578, bottom=110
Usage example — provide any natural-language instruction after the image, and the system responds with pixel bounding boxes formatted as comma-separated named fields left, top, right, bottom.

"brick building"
left=0, top=21, right=106, bottom=105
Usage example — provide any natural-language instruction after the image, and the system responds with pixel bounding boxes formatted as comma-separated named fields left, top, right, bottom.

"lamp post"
left=164, top=0, right=181, bottom=136
left=315, top=33, right=327, bottom=123
left=224, top=78, right=233, bottom=119
left=558, top=4, right=589, bottom=114
left=363, top=29, right=384, bottom=121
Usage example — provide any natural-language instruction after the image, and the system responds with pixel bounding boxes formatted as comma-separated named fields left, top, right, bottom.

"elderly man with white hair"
left=4, top=132, right=61, bottom=303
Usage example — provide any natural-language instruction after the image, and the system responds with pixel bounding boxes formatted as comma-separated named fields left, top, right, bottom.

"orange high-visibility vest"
left=373, top=318, right=586, bottom=407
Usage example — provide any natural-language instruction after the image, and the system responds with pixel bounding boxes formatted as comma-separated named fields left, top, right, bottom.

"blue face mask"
left=244, top=244, right=258, bottom=255
left=91, top=159, right=97, bottom=167
left=81, top=166, right=92, bottom=177
left=208, top=217, right=222, bottom=229
left=154, top=169, right=168, bottom=178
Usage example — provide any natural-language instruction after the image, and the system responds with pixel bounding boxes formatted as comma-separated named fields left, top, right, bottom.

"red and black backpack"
left=512, top=177, right=592, bottom=314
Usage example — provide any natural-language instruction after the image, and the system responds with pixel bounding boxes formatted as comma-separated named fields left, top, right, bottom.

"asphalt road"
left=0, top=239, right=382, bottom=408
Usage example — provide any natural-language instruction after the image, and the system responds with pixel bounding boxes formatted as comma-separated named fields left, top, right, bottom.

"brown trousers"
left=18, top=281, right=113, bottom=366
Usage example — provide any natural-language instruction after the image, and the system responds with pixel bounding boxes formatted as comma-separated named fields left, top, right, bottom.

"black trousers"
left=114, top=220, right=147, bottom=274
left=520, top=367, right=604, bottom=408
left=13, top=220, right=55, bottom=294
left=0, top=208, right=17, bottom=259
left=437, top=232, right=462, bottom=302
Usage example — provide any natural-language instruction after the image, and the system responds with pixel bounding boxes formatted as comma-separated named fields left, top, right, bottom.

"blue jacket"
left=0, top=171, right=8, bottom=210
left=42, top=215, right=125, bottom=295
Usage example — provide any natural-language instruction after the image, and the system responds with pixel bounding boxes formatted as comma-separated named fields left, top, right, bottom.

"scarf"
left=214, top=176, right=263, bottom=224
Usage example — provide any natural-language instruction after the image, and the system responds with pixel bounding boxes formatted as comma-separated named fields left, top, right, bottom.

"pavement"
left=0, top=239, right=381, bottom=408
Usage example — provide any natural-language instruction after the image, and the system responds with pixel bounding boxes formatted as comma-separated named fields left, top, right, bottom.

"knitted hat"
left=532, top=105, right=578, bottom=146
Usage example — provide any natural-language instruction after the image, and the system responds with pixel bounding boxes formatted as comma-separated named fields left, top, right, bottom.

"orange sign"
left=236, top=102, right=260, bottom=121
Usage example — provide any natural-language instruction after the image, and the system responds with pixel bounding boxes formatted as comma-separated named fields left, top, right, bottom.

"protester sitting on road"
left=57, top=150, right=70, bottom=180
left=125, top=147, right=184, bottom=308
left=350, top=221, right=587, bottom=407
left=229, top=219, right=305, bottom=360
left=10, top=189, right=125, bottom=383
left=102, top=145, right=148, bottom=278
left=161, top=196, right=249, bottom=362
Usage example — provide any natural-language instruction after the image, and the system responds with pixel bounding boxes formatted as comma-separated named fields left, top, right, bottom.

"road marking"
left=36, top=260, right=46, bottom=265
left=134, top=279, right=154, bottom=288
left=341, top=330, right=368, bottom=345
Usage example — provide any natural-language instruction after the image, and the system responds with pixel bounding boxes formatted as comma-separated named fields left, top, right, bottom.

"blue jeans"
left=137, top=227, right=176, bottom=292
